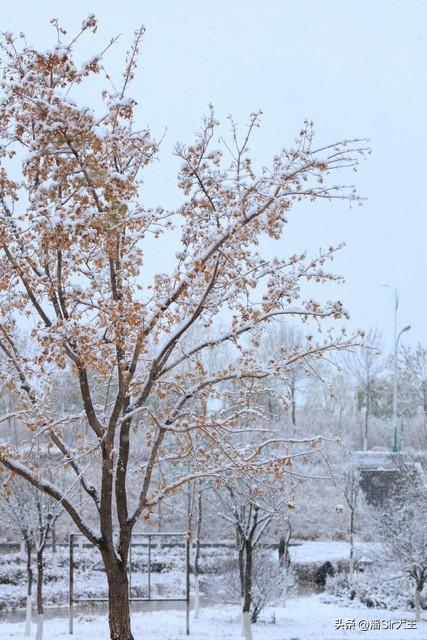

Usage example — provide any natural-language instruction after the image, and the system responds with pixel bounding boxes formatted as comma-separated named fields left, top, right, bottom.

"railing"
left=68, top=532, right=191, bottom=636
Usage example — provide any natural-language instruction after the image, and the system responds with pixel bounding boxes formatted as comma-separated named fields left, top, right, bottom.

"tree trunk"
left=36, top=549, right=44, bottom=640
left=364, top=384, right=370, bottom=451
left=243, top=542, right=253, bottom=612
left=51, top=521, right=58, bottom=572
left=157, top=499, right=162, bottom=534
left=104, top=554, right=134, bottom=640
left=422, top=380, right=427, bottom=440
left=242, top=610, right=253, bottom=640
left=337, top=403, right=343, bottom=431
left=349, top=510, right=354, bottom=581
left=400, top=416, right=405, bottom=451
left=238, top=541, right=245, bottom=637
left=415, top=584, right=422, bottom=622
left=242, top=542, right=253, bottom=640
left=25, top=539, right=33, bottom=636
left=290, top=374, right=296, bottom=427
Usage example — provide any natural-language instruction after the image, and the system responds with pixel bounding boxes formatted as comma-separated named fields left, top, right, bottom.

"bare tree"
left=1, top=480, right=34, bottom=636
left=343, top=469, right=360, bottom=581
left=1, top=478, right=61, bottom=640
left=0, top=16, right=367, bottom=640
left=398, top=344, right=427, bottom=443
left=216, top=480, right=290, bottom=640
left=218, top=544, right=294, bottom=632
left=343, top=329, right=384, bottom=450
left=261, top=325, right=306, bottom=429
left=369, top=483, right=427, bottom=622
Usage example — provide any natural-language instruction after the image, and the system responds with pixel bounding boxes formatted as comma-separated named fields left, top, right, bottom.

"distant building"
left=353, top=450, right=426, bottom=506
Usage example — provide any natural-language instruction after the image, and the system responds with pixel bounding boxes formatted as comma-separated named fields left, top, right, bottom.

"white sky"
left=3, top=0, right=426, bottom=351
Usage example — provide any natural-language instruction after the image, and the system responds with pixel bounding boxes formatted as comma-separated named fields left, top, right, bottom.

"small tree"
left=220, top=548, right=294, bottom=629
left=217, top=481, right=291, bottom=640
left=343, top=469, right=359, bottom=581
left=1, top=477, right=61, bottom=640
left=397, top=344, right=427, bottom=443
left=343, top=329, right=384, bottom=450
left=371, top=482, right=427, bottom=621
left=1, top=480, right=34, bottom=636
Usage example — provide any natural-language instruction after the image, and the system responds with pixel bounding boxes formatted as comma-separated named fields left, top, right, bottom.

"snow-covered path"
left=2, top=595, right=426, bottom=640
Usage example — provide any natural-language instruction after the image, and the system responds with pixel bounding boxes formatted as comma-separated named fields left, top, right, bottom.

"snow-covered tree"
left=215, top=479, right=292, bottom=640
left=0, top=477, right=62, bottom=640
left=259, top=325, right=306, bottom=429
left=343, top=469, right=360, bottom=580
left=0, top=16, right=367, bottom=640
left=342, top=329, right=384, bottom=450
left=397, top=344, right=427, bottom=443
left=370, top=482, right=427, bottom=622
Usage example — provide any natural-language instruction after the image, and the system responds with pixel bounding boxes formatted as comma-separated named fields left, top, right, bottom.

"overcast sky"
left=3, top=0, right=426, bottom=352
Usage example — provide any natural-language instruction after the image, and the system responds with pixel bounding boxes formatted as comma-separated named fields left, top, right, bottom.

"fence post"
left=186, top=531, right=191, bottom=635
left=147, top=534, right=151, bottom=600
left=128, top=534, right=132, bottom=598
left=69, top=534, right=74, bottom=635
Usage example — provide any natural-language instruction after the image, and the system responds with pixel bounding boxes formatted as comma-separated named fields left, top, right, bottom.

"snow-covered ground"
left=3, top=539, right=357, bottom=611
left=2, top=596, right=426, bottom=640
left=290, top=540, right=373, bottom=564
left=2, top=540, right=424, bottom=638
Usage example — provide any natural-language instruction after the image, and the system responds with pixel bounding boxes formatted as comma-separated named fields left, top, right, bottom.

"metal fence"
left=68, top=531, right=191, bottom=635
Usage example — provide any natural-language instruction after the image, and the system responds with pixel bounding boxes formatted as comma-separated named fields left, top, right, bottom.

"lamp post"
left=381, top=284, right=411, bottom=453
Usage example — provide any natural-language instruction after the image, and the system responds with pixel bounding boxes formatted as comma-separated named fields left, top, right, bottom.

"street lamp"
left=381, top=283, right=411, bottom=453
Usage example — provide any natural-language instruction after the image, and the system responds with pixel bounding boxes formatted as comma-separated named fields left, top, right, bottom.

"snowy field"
left=2, top=596, right=426, bottom=640
left=290, top=540, right=375, bottom=564
left=1, top=540, right=424, bottom=639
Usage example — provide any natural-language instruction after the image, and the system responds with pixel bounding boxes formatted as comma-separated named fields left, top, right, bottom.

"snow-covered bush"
left=323, top=568, right=427, bottom=612
left=213, top=551, right=295, bottom=622
left=250, top=553, right=296, bottom=622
